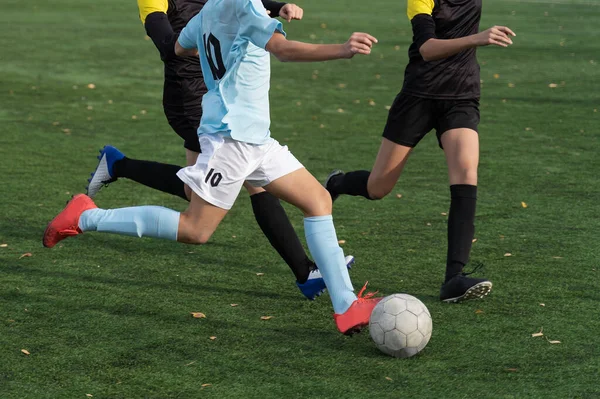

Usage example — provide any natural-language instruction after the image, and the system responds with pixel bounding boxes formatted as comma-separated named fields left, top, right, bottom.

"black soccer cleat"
left=440, top=274, right=492, bottom=303
left=324, top=170, right=344, bottom=202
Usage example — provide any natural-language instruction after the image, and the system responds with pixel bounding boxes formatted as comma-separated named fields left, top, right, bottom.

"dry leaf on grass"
left=396, top=194, right=402, bottom=199
left=385, top=377, right=393, bottom=381
left=260, top=316, right=273, bottom=320
left=185, top=361, right=197, bottom=366
left=472, top=238, right=478, bottom=243
left=504, top=253, right=512, bottom=257
left=493, top=73, right=500, bottom=79
left=0, top=244, right=8, bottom=248
left=441, top=212, right=447, bottom=216
left=475, top=309, right=484, bottom=314
left=338, top=240, right=346, bottom=245
left=191, top=312, right=206, bottom=319
left=209, top=336, right=217, bottom=341
left=506, top=368, right=518, bottom=372
left=201, top=384, right=212, bottom=388
left=540, top=303, right=546, bottom=307
left=87, top=83, right=96, bottom=89
left=19, top=253, right=32, bottom=259
left=256, top=273, right=264, bottom=276
left=86, top=395, right=93, bottom=398
left=548, top=83, right=558, bottom=88
left=21, top=349, right=30, bottom=355
left=547, top=339, right=561, bottom=344
left=230, top=304, right=238, bottom=307
left=521, top=202, right=528, bottom=208
left=531, top=327, right=544, bottom=338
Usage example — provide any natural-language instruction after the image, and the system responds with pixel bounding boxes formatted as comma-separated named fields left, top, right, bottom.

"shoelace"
left=463, top=262, right=485, bottom=276
left=356, top=281, right=379, bottom=302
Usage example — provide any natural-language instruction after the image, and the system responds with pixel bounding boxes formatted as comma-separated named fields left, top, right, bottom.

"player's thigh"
left=436, top=99, right=480, bottom=185
left=440, top=128, right=479, bottom=186
left=263, top=168, right=331, bottom=217
left=243, top=181, right=265, bottom=196
left=368, top=138, right=413, bottom=199
left=245, top=139, right=329, bottom=216
left=178, top=191, right=229, bottom=244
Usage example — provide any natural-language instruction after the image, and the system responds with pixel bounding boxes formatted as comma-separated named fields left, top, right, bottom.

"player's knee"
left=187, top=231, right=212, bottom=245
left=451, top=165, right=478, bottom=185
left=305, top=187, right=332, bottom=216
left=367, top=179, right=393, bottom=200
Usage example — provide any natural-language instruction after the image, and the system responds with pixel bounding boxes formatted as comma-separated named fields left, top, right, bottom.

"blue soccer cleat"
left=297, top=255, right=355, bottom=300
left=86, top=145, right=125, bottom=198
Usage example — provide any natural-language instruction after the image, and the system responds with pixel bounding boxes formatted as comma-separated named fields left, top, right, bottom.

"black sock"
left=112, top=157, right=188, bottom=201
left=446, top=184, right=477, bottom=282
left=250, top=192, right=314, bottom=283
left=330, top=170, right=372, bottom=199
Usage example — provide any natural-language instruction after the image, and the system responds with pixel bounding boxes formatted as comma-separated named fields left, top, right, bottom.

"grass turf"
left=1, top=0, right=599, bottom=398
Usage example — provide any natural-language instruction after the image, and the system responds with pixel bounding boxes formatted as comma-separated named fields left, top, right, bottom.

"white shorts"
left=177, top=134, right=304, bottom=210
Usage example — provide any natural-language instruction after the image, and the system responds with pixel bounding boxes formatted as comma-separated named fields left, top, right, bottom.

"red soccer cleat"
left=43, top=194, right=97, bottom=248
left=334, top=282, right=382, bottom=335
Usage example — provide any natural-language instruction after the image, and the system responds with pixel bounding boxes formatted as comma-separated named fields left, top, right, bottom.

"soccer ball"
left=369, top=294, right=432, bottom=358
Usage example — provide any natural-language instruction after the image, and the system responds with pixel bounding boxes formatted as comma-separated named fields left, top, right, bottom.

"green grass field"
left=1, top=0, right=600, bottom=397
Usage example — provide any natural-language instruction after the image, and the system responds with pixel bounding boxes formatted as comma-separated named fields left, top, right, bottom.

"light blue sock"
left=304, top=215, right=357, bottom=314
left=79, top=207, right=179, bottom=241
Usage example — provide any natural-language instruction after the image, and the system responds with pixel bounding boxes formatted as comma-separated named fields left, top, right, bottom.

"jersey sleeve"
left=236, top=0, right=286, bottom=49
left=407, top=0, right=436, bottom=50
left=407, top=0, right=434, bottom=20
left=137, top=0, right=168, bottom=23
left=178, top=14, right=201, bottom=49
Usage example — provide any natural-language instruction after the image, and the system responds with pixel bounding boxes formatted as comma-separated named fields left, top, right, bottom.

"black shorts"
left=163, top=78, right=206, bottom=153
left=382, top=93, right=480, bottom=148
left=165, top=112, right=201, bottom=153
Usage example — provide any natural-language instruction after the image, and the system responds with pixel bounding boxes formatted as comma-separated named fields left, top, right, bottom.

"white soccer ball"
left=369, top=293, right=432, bottom=358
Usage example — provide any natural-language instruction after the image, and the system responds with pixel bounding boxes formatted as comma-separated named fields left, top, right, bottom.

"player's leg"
left=326, top=94, right=433, bottom=201
left=245, top=182, right=354, bottom=299
left=87, top=116, right=199, bottom=200
left=250, top=142, right=380, bottom=333
left=437, top=100, right=492, bottom=302
left=44, top=135, right=240, bottom=249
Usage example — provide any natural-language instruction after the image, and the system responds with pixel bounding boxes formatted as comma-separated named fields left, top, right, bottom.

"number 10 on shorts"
left=205, top=168, right=223, bottom=187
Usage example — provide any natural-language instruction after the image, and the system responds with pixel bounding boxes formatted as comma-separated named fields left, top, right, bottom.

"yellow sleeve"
left=407, top=0, right=434, bottom=20
left=137, top=0, right=168, bottom=23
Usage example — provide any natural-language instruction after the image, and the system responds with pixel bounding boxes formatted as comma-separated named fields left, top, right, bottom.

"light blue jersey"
left=178, top=0, right=285, bottom=145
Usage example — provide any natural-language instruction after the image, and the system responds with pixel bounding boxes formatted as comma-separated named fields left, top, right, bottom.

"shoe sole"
left=86, top=148, right=112, bottom=199
left=324, top=170, right=344, bottom=202
left=442, top=281, right=493, bottom=303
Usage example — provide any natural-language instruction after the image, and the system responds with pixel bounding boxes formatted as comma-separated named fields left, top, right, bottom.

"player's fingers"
left=492, top=31, right=512, bottom=45
left=499, top=26, right=516, bottom=36
left=297, top=8, right=303, bottom=19
left=352, top=43, right=372, bottom=54
left=355, top=37, right=374, bottom=48
left=363, top=33, right=378, bottom=44
left=489, top=38, right=508, bottom=47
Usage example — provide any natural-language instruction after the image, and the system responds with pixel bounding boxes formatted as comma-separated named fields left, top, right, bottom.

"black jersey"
left=402, top=0, right=482, bottom=100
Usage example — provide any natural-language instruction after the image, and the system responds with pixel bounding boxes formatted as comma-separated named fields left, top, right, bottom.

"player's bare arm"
left=407, top=0, right=514, bottom=62
left=419, top=26, right=515, bottom=61
left=266, top=32, right=377, bottom=62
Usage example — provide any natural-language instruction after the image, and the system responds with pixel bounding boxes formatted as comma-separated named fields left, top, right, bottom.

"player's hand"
left=475, top=26, right=516, bottom=47
left=279, top=4, right=303, bottom=22
left=343, top=32, right=378, bottom=58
